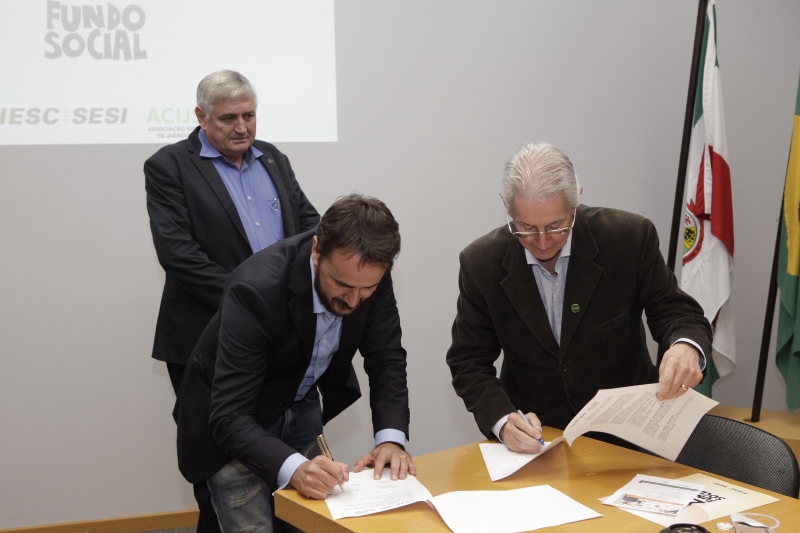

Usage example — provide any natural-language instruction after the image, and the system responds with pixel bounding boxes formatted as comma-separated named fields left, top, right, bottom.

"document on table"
left=324, top=469, right=432, bottom=520
left=563, top=383, right=718, bottom=460
left=601, top=473, right=779, bottom=527
left=324, top=469, right=602, bottom=532
left=478, top=438, right=565, bottom=481
left=603, top=474, right=704, bottom=516
left=431, top=485, right=601, bottom=533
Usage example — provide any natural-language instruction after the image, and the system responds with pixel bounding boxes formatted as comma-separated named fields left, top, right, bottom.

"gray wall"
left=2, top=0, right=799, bottom=528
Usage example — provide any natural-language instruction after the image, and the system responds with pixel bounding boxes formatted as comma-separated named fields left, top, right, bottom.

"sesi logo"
left=44, top=2, right=147, bottom=61
left=0, top=108, right=128, bottom=125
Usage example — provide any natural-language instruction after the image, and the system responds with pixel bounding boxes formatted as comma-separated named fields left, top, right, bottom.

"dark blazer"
left=145, top=126, right=319, bottom=364
left=446, top=206, right=712, bottom=437
left=174, top=231, right=410, bottom=489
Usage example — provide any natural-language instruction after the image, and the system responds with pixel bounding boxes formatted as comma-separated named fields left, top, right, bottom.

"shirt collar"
left=198, top=129, right=262, bottom=163
left=310, top=257, right=336, bottom=318
left=524, top=230, right=573, bottom=267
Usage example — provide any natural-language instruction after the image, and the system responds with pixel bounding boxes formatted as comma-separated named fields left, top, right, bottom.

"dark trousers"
left=168, top=362, right=222, bottom=533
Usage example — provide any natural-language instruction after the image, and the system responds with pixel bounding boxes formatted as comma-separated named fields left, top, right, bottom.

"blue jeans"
left=207, top=389, right=323, bottom=533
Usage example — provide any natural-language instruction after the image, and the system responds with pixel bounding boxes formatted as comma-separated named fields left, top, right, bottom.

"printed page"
left=430, top=485, right=601, bottom=533
left=324, top=469, right=432, bottom=520
left=603, top=474, right=704, bottom=516
left=602, top=473, right=780, bottom=527
left=478, top=438, right=566, bottom=481
left=563, top=383, right=718, bottom=460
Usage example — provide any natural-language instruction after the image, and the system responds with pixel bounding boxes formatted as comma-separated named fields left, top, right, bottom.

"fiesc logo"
left=45, top=1, right=147, bottom=61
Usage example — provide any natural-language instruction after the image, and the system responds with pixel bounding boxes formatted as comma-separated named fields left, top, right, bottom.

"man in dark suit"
left=145, top=70, right=318, bottom=532
left=446, top=142, right=713, bottom=455
left=175, top=194, right=413, bottom=533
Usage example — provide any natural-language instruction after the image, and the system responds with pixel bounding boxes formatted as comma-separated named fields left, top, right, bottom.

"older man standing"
left=145, top=70, right=318, bottom=532
left=446, top=142, right=713, bottom=455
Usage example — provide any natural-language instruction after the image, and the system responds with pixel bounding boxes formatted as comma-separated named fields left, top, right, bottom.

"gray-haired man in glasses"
left=446, top=142, right=712, bottom=454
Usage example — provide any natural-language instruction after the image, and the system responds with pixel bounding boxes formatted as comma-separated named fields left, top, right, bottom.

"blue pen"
left=517, top=410, right=546, bottom=446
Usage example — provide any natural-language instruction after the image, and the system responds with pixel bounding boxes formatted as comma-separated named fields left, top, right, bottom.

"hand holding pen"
left=500, top=410, right=545, bottom=454
left=288, top=435, right=349, bottom=499
left=517, top=410, right=546, bottom=447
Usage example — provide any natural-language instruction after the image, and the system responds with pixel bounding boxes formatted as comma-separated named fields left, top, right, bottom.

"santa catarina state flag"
left=680, top=0, right=735, bottom=397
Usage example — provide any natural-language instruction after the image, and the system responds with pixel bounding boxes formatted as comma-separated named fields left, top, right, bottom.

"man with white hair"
left=446, top=143, right=712, bottom=454
left=145, top=70, right=318, bottom=532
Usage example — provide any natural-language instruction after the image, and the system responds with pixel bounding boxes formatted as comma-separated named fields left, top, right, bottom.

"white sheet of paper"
left=563, top=383, right=718, bottom=460
left=603, top=474, right=704, bottom=516
left=430, top=485, right=601, bottom=533
left=324, top=469, right=432, bottom=520
left=478, top=438, right=566, bottom=481
left=601, top=473, right=780, bottom=527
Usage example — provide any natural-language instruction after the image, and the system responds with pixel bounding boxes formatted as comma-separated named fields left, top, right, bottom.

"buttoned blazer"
left=174, top=231, right=410, bottom=489
left=446, top=206, right=712, bottom=437
left=145, top=126, right=319, bottom=364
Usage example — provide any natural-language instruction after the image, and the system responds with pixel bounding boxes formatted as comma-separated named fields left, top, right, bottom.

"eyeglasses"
left=506, top=210, right=576, bottom=239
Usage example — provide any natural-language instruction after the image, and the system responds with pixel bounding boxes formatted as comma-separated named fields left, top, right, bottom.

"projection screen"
left=0, top=0, right=337, bottom=145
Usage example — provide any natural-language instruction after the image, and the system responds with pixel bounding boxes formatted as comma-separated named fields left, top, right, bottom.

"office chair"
left=674, top=414, right=800, bottom=498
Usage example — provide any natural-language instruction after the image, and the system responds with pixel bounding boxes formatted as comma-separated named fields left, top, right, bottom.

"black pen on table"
left=517, top=409, right=546, bottom=446
left=316, top=434, right=345, bottom=492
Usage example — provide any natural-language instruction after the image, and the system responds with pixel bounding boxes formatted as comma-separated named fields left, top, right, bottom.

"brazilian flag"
left=776, top=73, right=800, bottom=411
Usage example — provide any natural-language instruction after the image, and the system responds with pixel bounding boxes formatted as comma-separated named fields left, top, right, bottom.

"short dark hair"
left=316, top=194, right=401, bottom=269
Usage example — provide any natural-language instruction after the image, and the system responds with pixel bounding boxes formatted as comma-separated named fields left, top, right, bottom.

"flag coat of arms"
left=681, top=0, right=735, bottom=396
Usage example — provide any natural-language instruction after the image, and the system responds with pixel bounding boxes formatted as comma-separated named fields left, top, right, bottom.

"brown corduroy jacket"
left=446, top=205, right=713, bottom=436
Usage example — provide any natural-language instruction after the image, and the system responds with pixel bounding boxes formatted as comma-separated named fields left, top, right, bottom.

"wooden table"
left=275, top=426, right=800, bottom=532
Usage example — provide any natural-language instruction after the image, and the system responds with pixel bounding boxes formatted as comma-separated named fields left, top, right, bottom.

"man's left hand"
left=353, top=442, right=416, bottom=480
left=657, top=342, right=703, bottom=401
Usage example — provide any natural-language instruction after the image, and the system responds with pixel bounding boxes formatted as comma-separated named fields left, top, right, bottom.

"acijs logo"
left=44, top=1, right=147, bottom=60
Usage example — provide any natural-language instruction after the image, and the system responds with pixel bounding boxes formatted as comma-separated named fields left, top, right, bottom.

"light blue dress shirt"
left=198, top=129, right=284, bottom=253
left=275, top=258, right=406, bottom=490
left=294, top=264, right=344, bottom=401
left=528, top=233, right=573, bottom=346
left=492, top=232, right=706, bottom=440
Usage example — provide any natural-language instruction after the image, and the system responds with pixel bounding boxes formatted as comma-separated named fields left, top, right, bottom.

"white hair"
left=196, top=70, right=257, bottom=115
left=501, top=142, right=580, bottom=213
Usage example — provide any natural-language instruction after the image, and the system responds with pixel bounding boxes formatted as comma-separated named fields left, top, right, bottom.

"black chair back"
left=675, top=415, right=800, bottom=498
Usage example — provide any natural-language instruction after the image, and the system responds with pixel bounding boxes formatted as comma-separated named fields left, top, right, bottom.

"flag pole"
left=667, top=0, right=708, bottom=272
left=751, top=207, right=783, bottom=422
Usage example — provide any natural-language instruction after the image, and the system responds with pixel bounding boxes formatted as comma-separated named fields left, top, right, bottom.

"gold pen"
left=316, top=434, right=345, bottom=492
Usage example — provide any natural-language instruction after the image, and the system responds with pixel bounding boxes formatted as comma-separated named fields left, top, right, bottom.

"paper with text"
left=431, top=485, right=601, bottom=533
left=323, top=470, right=602, bottom=532
left=323, top=469, right=432, bottom=520
left=564, top=383, right=718, bottom=460
left=479, top=439, right=565, bottom=481
left=602, top=473, right=780, bottom=527
left=603, top=474, right=704, bottom=516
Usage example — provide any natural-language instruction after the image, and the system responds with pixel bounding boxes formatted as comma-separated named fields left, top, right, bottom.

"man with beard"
left=174, top=194, right=412, bottom=533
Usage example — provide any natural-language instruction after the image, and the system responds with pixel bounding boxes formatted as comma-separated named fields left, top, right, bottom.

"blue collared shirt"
left=275, top=258, right=407, bottom=490
left=198, top=129, right=284, bottom=253
left=294, top=260, right=344, bottom=401
left=527, top=233, right=573, bottom=346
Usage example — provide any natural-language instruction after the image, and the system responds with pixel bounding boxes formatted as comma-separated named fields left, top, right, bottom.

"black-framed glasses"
left=506, top=210, right=576, bottom=239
